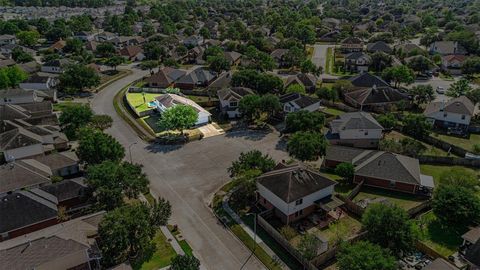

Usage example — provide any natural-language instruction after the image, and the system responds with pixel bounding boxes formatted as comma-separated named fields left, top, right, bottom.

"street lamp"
left=240, top=212, right=257, bottom=270
left=128, top=142, right=137, bottom=163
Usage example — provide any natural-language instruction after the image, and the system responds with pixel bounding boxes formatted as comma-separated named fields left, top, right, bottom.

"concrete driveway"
left=91, top=65, right=288, bottom=270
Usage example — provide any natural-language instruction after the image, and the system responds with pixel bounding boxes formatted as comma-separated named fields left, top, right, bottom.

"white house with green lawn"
left=154, top=94, right=211, bottom=126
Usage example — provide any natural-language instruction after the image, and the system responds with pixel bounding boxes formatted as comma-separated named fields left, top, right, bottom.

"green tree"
left=337, top=241, right=396, bottom=270
left=293, top=23, right=316, bottom=49
left=105, top=55, right=124, bottom=71
left=59, top=64, right=101, bottom=94
left=16, top=30, right=40, bottom=46
left=98, top=204, right=158, bottom=267
left=4, top=65, right=27, bottom=87
left=285, top=110, right=325, bottom=133
left=334, top=162, right=355, bottom=181
left=410, top=85, right=434, bottom=107
left=157, top=105, right=198, bottom=134
left=87, top=160, right=149, bottom=210
left=382, top=65, right=415, bottom=88
left=170, top=255, right=200, bottom=270
left=238, top=94, right=281, bottom=125
left=376, top=113, right=396, bottom=129
left=150, top=197, right=172, bottom=227
left=462, top=57, right=480, bottom=78
left=59, top=103, right=93, bottom=139
left=64, top=38, right=84, bottom=54
left=447, top=78, right=473, bottom=97
left=432, top=185, right=480, bottom=227
left=11, top=47, right=34, bottom=63
left=77, top=127, right=125, bottom=165
left=316, top=87, right=338, bottom=102
left=96, top=42, right=116, bottom=58
left=297, top=234, right=321, bottom=260
left=208, top=55, right=230, bottom=72
left=332, top=80, right=354, bottom=94
left=140, top=60, right=159, bottom=73
left=228, top=150, right=275, bottom=177
left=300, top=59, right=322, bottom=76
left=407, top=56, right=433, bottom=74
left=402, top=114, right=432, bottom=139
left=89, top=114, right=113, bottom=130
left=0, top=68, right=10, bottom=89
left=370, top=52, right=392, bottom=72
left=287, top=131, right=327, bottom=161
left=285, top=84, right=306, bottom=94
left=362, top=204, right=418, bottom=254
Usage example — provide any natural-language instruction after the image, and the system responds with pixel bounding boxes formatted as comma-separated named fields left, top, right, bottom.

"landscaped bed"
left=132, top=230, right=177, bottom=270
left=353, top=186, right=427, bottom=211
left=417, top=211, right=467, bottom=258
left=126, top=92, right=159, bottom=113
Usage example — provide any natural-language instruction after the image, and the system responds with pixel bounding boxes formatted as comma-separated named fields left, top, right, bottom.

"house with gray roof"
left=429, top=41, right=467, bottom=55
left=424, top=96, right=475, bottom=133
left=257, top=163, right=339, bottom=227
left=0, top=160, right=52, bottom=194
left=0, top=34, right=16, bottom=46
left=284, top=73, right=318, bottom=92
left=175, top=67, right=217, bottom=90
left=327, top=112, right=384, bottom=148
left=344, top=52, right=371, bottom=73
left=217, top=87, right=254, bottom=118
left=279, top=93, right=321, bottom=113
left=366, top=41, right=392, bottom=54
left=0, top=88, right=46, bottom=105
left=324, top=145, right=434, bottom=195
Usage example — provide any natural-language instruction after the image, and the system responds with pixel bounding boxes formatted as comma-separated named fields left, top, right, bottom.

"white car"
left=436, top=86, right=445, bottom=94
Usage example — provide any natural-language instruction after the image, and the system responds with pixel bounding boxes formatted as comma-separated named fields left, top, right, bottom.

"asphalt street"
left=91, top=65, right=289, bottom=270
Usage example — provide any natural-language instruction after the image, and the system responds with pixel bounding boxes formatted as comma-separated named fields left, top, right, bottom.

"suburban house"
left=284, top=73, right=318, bottom=92
left=0, top=191, right=58, bottom=241
left=41, top=59, right=71, bottom=74
left=348, top=72, right=390, bottom=88
left=279, top=93, right=321, bottom=113
left=0, top=34, right=16, bottom=46
left=366, top=41, right=393, bottom=54
left=344, top=52, right=371, bottom=73
left=208, top=71, right=232, bottom=91
left=183, top=35, right=204, bottom=47
left=19, top=73, right=59, bottom=91
left=32, top=151, right=80, bottom=177
left=344, top=85, right=409, bottom=111
left=424, top=96, right=475, bottom=133
left=49, top=40, right=67, bottom=53
left=0, top=160, right=52, bottom=195
left=340, top=37, right=364, bottom=53
left=327, top=112, right=384, bottom=148
left=223, top=51, right=242, bottom=65
left=0, top=88, right=46, bottom=105
left=175, top=67, right=217, bottom=90
left=0, top=101, right=57, bottom=124
left=34, top=177, right=89, bottom=210
left=108, top=36, right=145, bottom=49
left=217, top=87, right=254, bottom=118
left=441, top=54, right=467, bottom=75
left=429, top=41, right=467, bottom=55
left=461, top=227, right=480, bottom=270
left=73, top=31, right=96, bottom=41
left=153, top=94, right=211, bottom=125
left=146, top=67, right=187, bottom=88
left=270, top=49, right=289, bottom=67
left=395, top=43, right=424, bottom=55
left=95, top=31, right=117, bottom=42
left=119, top=45, right=145, bottom=61
left=324, top=145, right=434, bottom=195
left=0, top=44, right=35, bottom=58
left=0, top=211, right=105, bottom=269
left=257, top=163, right=339, bottom=224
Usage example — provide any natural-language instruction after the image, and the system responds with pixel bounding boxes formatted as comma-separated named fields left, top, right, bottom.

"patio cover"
left=315, top=196, right=344, bottom=212
left=420, top=174, right=435, bottom=189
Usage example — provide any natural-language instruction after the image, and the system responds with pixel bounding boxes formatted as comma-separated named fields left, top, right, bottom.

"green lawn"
left=417, top=211, right=467, bottom=257
left=353, top=186, right=426, bottom=210
left=132, top=230, right=177, bottom=270
left=315, top=215, right=362, bottom=245
left=434, top=133, right=480, bottom=153
left=322, top=107, right=345, bottom=116
left=384, top=131, right=451, bottom=157
left=126, top=92, right=159, bottom=113
left=325, top=47, right=334, bottom=74
left=420, top=164, right=479, bottom=187
left=320, top=171, right=356, bottom=196
left=53, top=101, right=87, bottom=112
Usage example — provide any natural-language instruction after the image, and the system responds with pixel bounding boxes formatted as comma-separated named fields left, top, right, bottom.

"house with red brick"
left=257, top=163, right=341, bottom=224
left=324, top=145, right=434, bottom=195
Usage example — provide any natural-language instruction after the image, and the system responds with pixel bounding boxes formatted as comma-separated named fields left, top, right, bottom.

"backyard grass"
left=320, top=171, right=356, bottom=196
left=384, top=131, right=451, bottom=157
left=420, top=164, right=479, bottom=187
left=353, top=186, right=426, bottom=210
left=187, top=95, right=215, bottom=103
left=315, top=215, right=362, bottom=245
left=53, top=101, right=87, bottom=111
left=126, top=92, right=159, bottom=113
left=417, top=211, right=467, bottom=257
left=132, top=230, right=177, bottom=270
left=322, top=107, right=345, bottom=117
left=325, top=47, right=334, bottom=74
left=434, top=133, right=480, bottom=153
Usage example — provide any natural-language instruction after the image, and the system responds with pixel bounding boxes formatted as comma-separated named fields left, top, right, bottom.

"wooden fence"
left=418, top=155, right=480, bottom=168
left=407, top=200, right=432, bottom=218
left=420, top=135, right=468, bottom=157
left=416, top=241, right=450, bottom=262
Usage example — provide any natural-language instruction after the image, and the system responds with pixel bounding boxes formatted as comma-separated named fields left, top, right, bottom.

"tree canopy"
left=337, top=241, right=396, bottom=270
left=77, top=127, right=125, bottom=165
left=287, top=131, right=327, bottom=161
left=157, top=105, right=198, bottom=134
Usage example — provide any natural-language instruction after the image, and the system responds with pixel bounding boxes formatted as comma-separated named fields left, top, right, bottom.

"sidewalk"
left=160, top=226, right=185, bottom=256
left=222, top=190, right=290, bottom=270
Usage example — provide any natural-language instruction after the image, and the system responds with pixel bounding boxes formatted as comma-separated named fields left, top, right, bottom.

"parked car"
left=436, top=86, right=445, bottom=94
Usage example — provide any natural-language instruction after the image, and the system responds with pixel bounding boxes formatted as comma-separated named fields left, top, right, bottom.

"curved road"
left=91, top=66, right=284, bottom=270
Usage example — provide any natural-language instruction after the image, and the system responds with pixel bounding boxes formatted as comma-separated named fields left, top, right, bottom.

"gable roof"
left=463, top=226, right=480, bottom=244
left=345, top=52, right=371, bottom=61
left=424, top=96, right=475, bottom=116
left=120, top=45, right=142, bottom=58
left=0, top=236, right=88, bottom=269
left=366, top=41, right=392, bottom=53
left=330, top=111, right=383, bottom=133
left=0, top=160, right=52, bottom=194
left=217, top=87, right=254, bottom=101
left=257, top=163, right=336, bottom=203
left=442, top=54, right=467, bottom=63
left=279, top=93, right=319, bottom=109
left=345, top=86, right=408, bottom=106
left=430, top=41, right=467, bottom=55
left=39, top=178, right=87, bottom=203
left=0, top=191, right=57, bottom=234
left=341, top=37, right=363, bottom=44
left=176, top=67, right=215, bottom=85
left=349, top=72, right=389, bottom=88
left=0, top=127, right=43, bottom=151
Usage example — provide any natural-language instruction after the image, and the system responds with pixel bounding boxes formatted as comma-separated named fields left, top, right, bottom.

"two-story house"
left=441, top=55, right=467, bottom=75
left=344, top=52, right=371, bottom=73
left=41, top=59, right=71, bottom=74
left=327, top=112, right=384, bottom=148
left=257, top=163, right=338, bottom=224
left=279, top=93, right=321, bottom=113
left=424, top=96, right=475, bottom=133
left=429, top=41, right=467, bottom=55
left=217, top=87, right=254, bottom=118
left=340, top=37, right=363, bottom=53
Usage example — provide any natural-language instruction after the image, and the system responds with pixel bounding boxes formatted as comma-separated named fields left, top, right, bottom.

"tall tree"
left=432, top=185, right=480, bottom=227
left=287, top=131, right=327, bottom=161
left=170, top=255, right=200, bottom=270
left=337, top=241, right=396, bottom=270
left=59, top=64, right=101, bottom=94
left=402, top=114, right=432, bottom=139
left=228, top=150, right=275, bottom=177
left=447, top=78, right=473, bottom=97
left=157, top=105, right=198, bottom=135
left=285, top=110, right=325, bottom=133
left=58, top=103, right=93, bottom=139
left=382, top=65, right=415, bottom=88
left=77, top=127, right=125, bottom=165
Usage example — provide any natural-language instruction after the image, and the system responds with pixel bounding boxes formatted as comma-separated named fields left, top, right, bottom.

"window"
left=285, top=105, right=291, bottom=112
left=389, top=181, right=396, bottom=188
left=444, top=113, right=447, bottom=117
left=295, top=198, right=303, bottom=205
left=294, top=209, right=304, bottom=217
left=462, top=115, right=465, bottom=120
left=364, top=131, right=369, bottom=136
left=229, top=101, right=238, bottom=107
